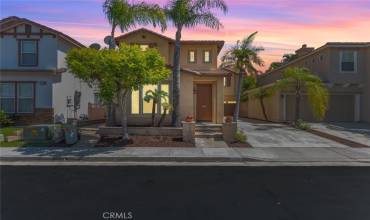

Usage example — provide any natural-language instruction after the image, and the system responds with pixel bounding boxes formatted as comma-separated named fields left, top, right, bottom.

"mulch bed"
left=96, top=136, right=195, bottom=148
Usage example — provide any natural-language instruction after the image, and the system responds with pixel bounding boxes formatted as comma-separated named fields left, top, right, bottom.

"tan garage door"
left=285, top=94, right=354, bottom=122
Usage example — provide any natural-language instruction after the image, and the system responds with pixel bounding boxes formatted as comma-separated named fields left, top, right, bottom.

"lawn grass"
left=0, top=140, right=52, bottom=147
left=0, top=127, right=22, bottom=137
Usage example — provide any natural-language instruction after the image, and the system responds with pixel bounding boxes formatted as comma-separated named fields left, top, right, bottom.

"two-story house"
left=114, top=28, right=231, bottom=125
left=0, top=16, right=97, bottom=124
left=244, top=43, right=370, bottom=123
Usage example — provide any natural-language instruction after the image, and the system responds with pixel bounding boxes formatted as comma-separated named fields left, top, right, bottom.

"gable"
left=0, top=16, right=84, bottom=48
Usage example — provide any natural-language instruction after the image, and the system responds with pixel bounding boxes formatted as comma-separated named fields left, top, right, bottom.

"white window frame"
left=19, top=40, right=38, bottom=66
left=340, top=51, right=357, bottom=73
left=17, top=82, right=34, bottom=113
left=203, top=50, right=211, bottom=64
left=0, top=82, right=16, bottom=113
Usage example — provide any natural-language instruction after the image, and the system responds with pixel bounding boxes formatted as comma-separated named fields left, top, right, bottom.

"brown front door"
left=196, top=84, right=212, bottom=121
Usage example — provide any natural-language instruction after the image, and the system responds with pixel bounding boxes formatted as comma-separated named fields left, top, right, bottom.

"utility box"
left=23, top=124, right=64, bottom=143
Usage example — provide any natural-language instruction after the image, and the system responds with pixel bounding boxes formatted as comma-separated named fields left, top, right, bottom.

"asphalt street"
left=1, top=166, right=370, bottom=220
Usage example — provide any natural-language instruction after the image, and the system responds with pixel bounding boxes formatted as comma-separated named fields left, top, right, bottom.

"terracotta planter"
left=225, top=116, right=233, bottom=123
left=185, top=116, right=194, bottom=123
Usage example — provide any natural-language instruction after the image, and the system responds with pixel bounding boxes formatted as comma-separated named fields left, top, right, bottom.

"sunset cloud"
left=2, top=0, right=370, bottom=71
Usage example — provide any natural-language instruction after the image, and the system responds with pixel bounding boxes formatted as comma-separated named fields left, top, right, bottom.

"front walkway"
left=238, top=118, right=349, bottom=148
left=310, top=122, right=370, bottom=147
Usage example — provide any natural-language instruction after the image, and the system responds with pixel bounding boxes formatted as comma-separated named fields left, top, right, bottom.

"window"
left=0, top=83, right=16, bottom=113
left=19, top=40, right=38, bottom=66
left=0, top=82, right=34, bottom=113
left=131, top=89, right=140, bottom=114
left=130, top=83, right=169, bottom=114
left=17, top=83, right=34, bottom=113
left=160, top=84, right=169, bottom=113
left=203, top=50, right=211, bottom=63
left=224, top=76, right=231, bottom=87
left=139, top=44, right=149, bottom=51
left=143, top=85, right=157, bottom=114
left=340, top=51, right=357, bottom=72
left=188, top=50, right=196, bottom=63
left=320, top=55, right=324, bottom=62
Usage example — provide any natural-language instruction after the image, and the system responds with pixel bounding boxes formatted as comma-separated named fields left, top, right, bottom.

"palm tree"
left=143, top=89, right=169, bottom=126
left=157, top=102, right=173, bottom=127
left=103, top=0, right=167, bottom=126
left=275, top=67, right=329, bottom=123
left=250, top=87, right=274, bottom=121
left=221, top=32, right=264, bottom=122
left=164, top=0, right=228, bottom=127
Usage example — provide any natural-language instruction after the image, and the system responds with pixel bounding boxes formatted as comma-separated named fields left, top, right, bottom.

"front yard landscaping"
left=95, top=135, right=194, bottom=147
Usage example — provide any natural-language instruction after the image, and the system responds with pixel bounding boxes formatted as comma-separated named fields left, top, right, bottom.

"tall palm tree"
left=221, top=32, right=264, bottom=122
left=164, top=0, right=228, bottom=127
left=102, top=0, right=167, bottom=125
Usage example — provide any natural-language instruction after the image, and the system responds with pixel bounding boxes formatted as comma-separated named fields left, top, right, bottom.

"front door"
left=196, top=84, right=212, bottom=121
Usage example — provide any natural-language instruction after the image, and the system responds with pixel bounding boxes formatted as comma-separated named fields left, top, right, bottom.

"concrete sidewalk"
left=1, top=146, right=370, bottom=164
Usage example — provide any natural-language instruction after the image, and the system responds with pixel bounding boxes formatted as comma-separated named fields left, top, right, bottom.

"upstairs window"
left=340, top=51, right=357, bottom=72
left=19, top=40, right=38, bottom=66
left=139, top=44, right=149, bottom=51
left=188, top=50, right=196, bottom=63
left=203, top=50, right=211, bottom=63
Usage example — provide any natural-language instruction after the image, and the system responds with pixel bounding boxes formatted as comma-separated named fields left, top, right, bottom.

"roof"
left=115, top=28, right=225, bottom=53
left=0, top=16, right=85, bottom=48
left=260, top=42, right=370, bottom=79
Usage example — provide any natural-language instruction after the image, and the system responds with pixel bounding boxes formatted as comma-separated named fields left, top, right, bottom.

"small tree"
left=275, top=67, right=329, bottom=123
left=144, top=89, right=168, bottom=126
left=67, top=44, right=170, bottom=142
left=157, top=102, right=172, bottom=127
left=249, top=87, right=274, bottom=121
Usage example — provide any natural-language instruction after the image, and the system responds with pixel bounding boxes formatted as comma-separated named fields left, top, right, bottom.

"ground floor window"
left=130, top=83, right=170, bottom=115
left=0, top=82, right=34, bottom=114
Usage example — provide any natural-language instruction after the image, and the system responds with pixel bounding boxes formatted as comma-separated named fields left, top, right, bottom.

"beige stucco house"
left=243, top=43, right=370, bottom=123
left=114, top=28, right=232, bottom=125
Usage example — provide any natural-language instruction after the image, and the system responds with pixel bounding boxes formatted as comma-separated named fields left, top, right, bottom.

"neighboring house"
left=244, top=43, right=370, bottom=123
left=0, top=16, right=97, bottom=124
left=114, top=28, right=232, bottom=125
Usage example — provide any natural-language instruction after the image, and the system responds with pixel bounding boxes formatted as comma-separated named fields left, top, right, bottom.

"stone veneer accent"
left=14, top=108, right=54, bottom=125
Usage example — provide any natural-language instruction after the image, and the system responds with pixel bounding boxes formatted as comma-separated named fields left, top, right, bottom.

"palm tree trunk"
left=233, top=69, right=244, bottom=122
left=151, top=101, right=156, bottom=126
left=171, top=26, right=182, bottom=127
left=106, top=24, right=117, bottom=126
left=295, top=80, right=301, bottom=123
left=259, top=97, right=268, bottom=121
left=157, top=109, right=167, bottom=127
left=119, top=89, right=129, bottom=141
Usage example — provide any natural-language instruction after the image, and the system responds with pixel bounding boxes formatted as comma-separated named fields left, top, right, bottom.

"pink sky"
left=2, top=0, right=370, bottom=71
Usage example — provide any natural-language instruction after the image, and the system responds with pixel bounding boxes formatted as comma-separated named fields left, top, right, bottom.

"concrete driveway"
left=239, top=118, right=348, bottom=148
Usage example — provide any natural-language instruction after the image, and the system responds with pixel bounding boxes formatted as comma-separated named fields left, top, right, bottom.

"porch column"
left=354, top=94, right=361, bottom=122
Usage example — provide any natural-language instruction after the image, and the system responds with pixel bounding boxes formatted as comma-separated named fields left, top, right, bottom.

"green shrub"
left=0, top=111, right=13, bottom=127
left=295, top=119, right=311, bottom=130
left=234, top=129, right=247, bottom=143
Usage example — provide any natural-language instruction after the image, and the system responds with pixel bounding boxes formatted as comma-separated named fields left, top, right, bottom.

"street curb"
left=308, top=128, right=370, bottom=148
left=0, top=156, right=261, bottom=163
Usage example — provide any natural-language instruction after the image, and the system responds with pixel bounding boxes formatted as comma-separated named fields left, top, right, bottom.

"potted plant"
left=225, top=116, right=233, bottom=123
left=185, top=116, right=194, bottom=122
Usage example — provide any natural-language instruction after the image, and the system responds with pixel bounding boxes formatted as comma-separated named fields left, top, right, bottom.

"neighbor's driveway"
left=238, top=118, right=348, bottom=148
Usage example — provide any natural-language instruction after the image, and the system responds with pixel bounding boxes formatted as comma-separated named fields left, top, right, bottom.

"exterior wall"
left=362, top=47, right=370, bottom=122
left=256, top=44, right=370, bottom=122
left=246, top=91, right=282, bottom=122
left=177, top=44, right=218, bottom=70
left=53, top=38, right=95, bottom=122
left=118, top=30, right=171, bottom=64
left=0, top=24, right=57, bottom=70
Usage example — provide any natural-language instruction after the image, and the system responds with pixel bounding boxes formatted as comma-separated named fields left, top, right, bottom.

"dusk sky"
left=2, top=0, right=370, bottom=71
